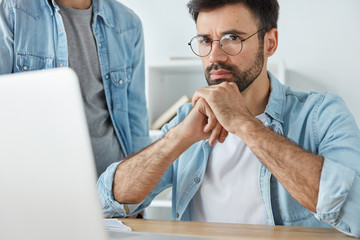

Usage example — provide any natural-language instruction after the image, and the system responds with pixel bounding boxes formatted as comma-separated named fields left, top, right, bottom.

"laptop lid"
left=0, top=68, right=108, bottom=240
left=0, top=68, right=212, bottom=240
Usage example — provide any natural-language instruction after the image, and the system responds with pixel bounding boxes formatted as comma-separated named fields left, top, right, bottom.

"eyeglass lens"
left=189, top=34, right=243, bottom=57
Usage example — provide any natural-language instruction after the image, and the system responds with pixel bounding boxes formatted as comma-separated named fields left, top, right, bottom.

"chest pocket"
left=110, top=67, right=132, bottom=111
left=16, top=52, right=54, bottom=72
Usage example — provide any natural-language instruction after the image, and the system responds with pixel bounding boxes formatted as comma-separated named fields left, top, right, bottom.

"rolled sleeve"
left=97, top=162, right=144, bottom=218
left=315, top=158, right=360, bottom=237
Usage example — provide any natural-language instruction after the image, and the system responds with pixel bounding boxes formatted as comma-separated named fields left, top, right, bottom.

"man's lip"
left=210, top=70, right=232, bottom=80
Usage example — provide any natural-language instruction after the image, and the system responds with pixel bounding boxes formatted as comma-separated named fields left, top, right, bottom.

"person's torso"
left=6, top=0, right=145, bottom=156
left=56, top=0, right=124, bottom=177
left=191, top=114, right=268, bottom=224
left=167, top=74, right=331, bottom=228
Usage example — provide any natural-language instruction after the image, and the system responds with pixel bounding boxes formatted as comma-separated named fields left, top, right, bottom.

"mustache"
left=206, top=63, right=237, bottom=73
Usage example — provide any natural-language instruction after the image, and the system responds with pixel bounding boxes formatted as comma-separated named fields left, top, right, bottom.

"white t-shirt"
left=191, top=114, right=268, bottom=224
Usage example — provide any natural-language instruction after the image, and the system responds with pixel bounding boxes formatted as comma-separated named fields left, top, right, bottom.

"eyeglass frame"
left=188, top=28, right=266, bottom=57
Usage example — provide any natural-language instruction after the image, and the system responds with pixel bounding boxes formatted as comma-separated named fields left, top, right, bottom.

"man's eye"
left=227, top=34, right=241, bottom=41
left=200, top=38, right=211, bottom=45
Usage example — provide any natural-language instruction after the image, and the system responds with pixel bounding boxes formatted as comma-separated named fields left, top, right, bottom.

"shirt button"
left=59, top=62, right=64, bottom=67
left=58, top=27, right=62, bottom=33
left=98, top=43, right=102, bottom=48
left=22, top=65, right=28, bottom=71
left=275, top=113, right=279, bottom=118
left=119, top=80, right=124, bottom=85
left=194, top=177, right=200, bottom=184
left=105, top=74, right=109, bottom=79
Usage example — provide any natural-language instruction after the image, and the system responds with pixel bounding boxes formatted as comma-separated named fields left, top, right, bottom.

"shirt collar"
left=265, top=71, right=286, bottom=124
left=46, top=0, right=103, bottom=18
left=92, top=0, right=103, bottom=18
left=46, top=0, right=120, bottom=33
left=92, top=0, right=116, bottom=30
left=45, top=0, right=57, bottom=15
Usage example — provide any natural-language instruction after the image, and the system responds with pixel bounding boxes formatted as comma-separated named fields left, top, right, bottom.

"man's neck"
left=242, top=68, right=271, bottom=117
left=56, top=0, right=92, bottom=10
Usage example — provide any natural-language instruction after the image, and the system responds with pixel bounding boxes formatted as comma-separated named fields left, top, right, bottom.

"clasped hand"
left=178, top=81, right=253, bottom=146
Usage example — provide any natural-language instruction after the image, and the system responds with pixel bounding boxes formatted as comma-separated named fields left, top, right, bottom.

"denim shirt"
left=98, top=73, right=360, bottom=238
left=0, top=0, right=152, bottom=155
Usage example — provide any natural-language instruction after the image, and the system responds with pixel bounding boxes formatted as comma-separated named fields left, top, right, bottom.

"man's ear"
left=264, top=28, right=278, bottom=57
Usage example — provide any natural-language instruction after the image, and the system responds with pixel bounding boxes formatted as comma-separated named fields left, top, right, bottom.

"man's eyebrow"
left=196, top=33, right=210, bottom=38
left=222, top=29, right=247, bottom=35
left=196, top=29, right=247, bottom=38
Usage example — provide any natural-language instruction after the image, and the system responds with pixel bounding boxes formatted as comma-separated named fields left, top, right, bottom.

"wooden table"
left=121, top=219, right=353, bottom=240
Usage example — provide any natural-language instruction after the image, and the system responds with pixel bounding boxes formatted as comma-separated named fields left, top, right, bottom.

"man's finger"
left=208, top=122, right=223, bottom=146
left=196, top=98, right=217, bottom=133
left=218, top=126, right=229, bottom=143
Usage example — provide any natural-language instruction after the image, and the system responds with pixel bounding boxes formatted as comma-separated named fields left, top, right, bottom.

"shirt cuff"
left=315, top=157, right=360, bottom=237
left=97, top=161, right=144, bottom=218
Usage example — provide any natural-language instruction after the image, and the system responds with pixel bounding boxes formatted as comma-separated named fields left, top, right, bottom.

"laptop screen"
left=0, top=68, right=108, bottom=240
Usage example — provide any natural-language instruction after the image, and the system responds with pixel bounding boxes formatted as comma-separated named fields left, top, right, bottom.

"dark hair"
left=187, top=0, right=279, bottom=40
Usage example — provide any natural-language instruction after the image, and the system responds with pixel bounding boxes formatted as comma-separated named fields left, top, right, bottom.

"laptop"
left=0, top=68, right=211, bottom=240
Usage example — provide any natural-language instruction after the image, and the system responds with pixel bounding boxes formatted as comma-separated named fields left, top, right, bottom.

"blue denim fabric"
left=0, top=0, right=152, bottom=155
left=98, top=73, right=360, bottom=238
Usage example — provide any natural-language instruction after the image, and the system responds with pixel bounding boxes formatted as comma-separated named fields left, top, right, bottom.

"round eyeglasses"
left=188, top=28, right=266, bottom=57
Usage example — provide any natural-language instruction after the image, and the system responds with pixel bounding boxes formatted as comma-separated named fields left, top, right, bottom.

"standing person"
left=0, top=0, right=152, bottom=185
left=98, top=0, right=360, bottom=237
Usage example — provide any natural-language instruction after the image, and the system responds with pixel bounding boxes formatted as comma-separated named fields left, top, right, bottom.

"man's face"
left=196, top=4, right=265, bottom=92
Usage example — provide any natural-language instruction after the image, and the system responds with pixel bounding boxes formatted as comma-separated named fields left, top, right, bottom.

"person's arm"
left=238, top=117, right=323, bottom=212
left=0, top=0, right=14, bottom=74
left=113, top=98, right=227, bottom=204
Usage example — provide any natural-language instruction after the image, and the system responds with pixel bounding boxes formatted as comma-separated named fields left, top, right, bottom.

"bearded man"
left=98, top=0, right=360, bottom=237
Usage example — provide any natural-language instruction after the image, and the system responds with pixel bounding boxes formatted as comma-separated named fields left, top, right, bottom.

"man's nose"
left=209, top=41, right=228, bottom=63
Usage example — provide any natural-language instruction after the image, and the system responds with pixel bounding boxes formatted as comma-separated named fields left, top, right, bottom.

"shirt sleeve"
left=97, top=104, right=192, bottom=218
left=314, top=92, right=360, bottom=238
left=0, top=0, right=14, bottom=74
left=97, top=161, right=146, bottom=218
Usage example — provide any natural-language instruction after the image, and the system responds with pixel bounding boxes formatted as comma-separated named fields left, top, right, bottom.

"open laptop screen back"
left=0, top=69, right=108, bottom=240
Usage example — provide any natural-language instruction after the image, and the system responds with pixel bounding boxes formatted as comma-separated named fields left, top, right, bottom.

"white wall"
left=119, top=0, right=197, bottom=63
left=274, top=0, right=360, bottom=125
left=120, top=0, right=360, bottom=124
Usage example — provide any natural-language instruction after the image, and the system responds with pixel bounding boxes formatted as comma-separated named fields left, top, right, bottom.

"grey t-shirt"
left=57, top=2, right=125, bottom=177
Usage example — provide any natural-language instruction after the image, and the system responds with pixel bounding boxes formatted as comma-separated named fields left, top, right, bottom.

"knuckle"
left=208, top=91, right=217, bottom=99
left=209, top=115, right=216, bottom=123
left=196, top=97, right=205, bottom=105
left=193, top=89, right=201, bottom=97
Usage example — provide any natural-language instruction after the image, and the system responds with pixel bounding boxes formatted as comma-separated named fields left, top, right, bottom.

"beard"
left=205, top=42, right=265, bottom=92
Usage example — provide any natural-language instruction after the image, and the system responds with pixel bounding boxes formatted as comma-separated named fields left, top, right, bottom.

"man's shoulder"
left=100, top=0, right=142, bottom=30
left=285, top=88, right=342, bottom=107
left=102, top=0, right=137, bottom=15
left=285, top=88, right=324, bottom=103
left=283, top=88, right=349, bottom=120
left=2, top=0, right=49, bottom=19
